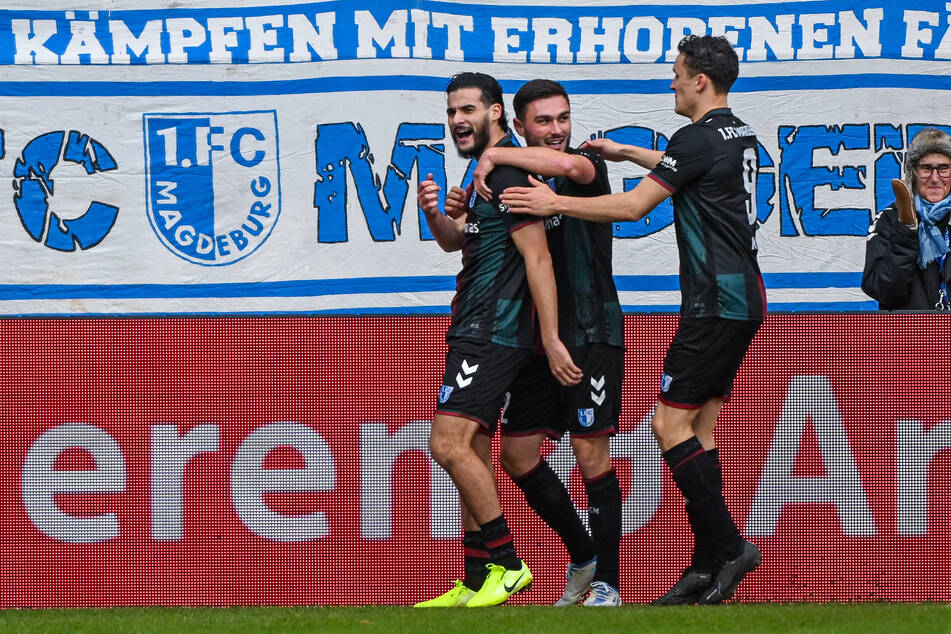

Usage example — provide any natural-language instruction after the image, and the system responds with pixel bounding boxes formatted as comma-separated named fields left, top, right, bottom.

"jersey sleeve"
left=486, top=164, right=542, bottom=232
left=573, top=146, right=605, bottom=171
left=568, top=147, right=610, bottom=196
left=648, top=126, right=714, bottom=193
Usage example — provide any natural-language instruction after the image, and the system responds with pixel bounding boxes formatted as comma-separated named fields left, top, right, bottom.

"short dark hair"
left=445, top=72, right=509, bottom=132
left=678, top=35, right=739, bottom=94
left=513, top=79, right=569, bottom=120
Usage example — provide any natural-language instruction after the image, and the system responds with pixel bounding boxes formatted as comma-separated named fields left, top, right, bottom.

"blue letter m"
left=313, top=122, right=445, bottom=243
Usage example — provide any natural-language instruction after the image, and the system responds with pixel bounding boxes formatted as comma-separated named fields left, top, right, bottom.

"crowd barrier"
left=2, top=313, right=948, bottom=606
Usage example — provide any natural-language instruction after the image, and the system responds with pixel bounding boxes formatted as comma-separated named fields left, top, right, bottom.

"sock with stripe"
left=480, top=514, right=521, bottom=570
left=663, top=437, right=742, bottom=564
left=463, top=530, right=490, bottom=590
left=513, top=460, right=595, bottom=565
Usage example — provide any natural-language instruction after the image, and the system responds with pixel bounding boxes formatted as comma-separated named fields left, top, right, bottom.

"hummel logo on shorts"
left=456, top=359, right=479, bottom=388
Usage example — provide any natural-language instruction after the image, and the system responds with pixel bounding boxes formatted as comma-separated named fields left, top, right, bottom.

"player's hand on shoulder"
left=581, top=137, right=626, bottom=162
left=473, top=150, right=497, bottom=202
left=500, top=175, right=557, bottom=216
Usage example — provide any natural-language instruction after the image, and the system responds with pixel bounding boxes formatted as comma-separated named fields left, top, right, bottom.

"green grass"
left=1, top=604, right=949, bottom=634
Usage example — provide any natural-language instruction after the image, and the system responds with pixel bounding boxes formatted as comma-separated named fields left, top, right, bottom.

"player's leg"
left=650, top=401, right=725, bottom=604
left=572, top=435, right=612, bottom=477
left=692, top=397, right=723, bottom=450
left=418, top=341, right=530, bottom=608
left=463, top=433, right=495, bottom=590
left=414, top=501, right=483, bottom=607
left=692, top=400, right=760, bottom=606
left=652, top=317, right=761, bottom=605
left=429, top=412, right=533, bottom=608
left=416, top=415, right=499, bottom=607
left=651, top=317, right=737, bottom=605
left=565, top=343, right=624, bottom=606
left=501, top=433, right=596, bottom=606
left=502, top=433, right=595, bottom=567
left=572, top=434, right=621, bottom=607
left=693, top=320, right=762, bottom=605
left=499, top=433, right=545, bottom=476
left=666, top=397, right=726, bottom=595
left=415, top=431, right=495, bottom=608
left=429, top=413, right=502, bottom=523
left=499, top=356, right=593, bottom=605
left=693, top=398, right=726, bottom=542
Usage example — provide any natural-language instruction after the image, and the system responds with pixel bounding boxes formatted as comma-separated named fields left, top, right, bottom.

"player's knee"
left=429, top=428, right=463, bottom=469
left=650, top=411, right=681, bottom=446
left=499, top=446, right=535, bottom=479
left=572, top=438, right=611, bottom=478
left=575, top=452, right=611, bottom=479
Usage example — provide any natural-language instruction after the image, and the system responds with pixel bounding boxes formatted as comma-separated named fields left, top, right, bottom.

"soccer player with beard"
left=501, top=36, right=765, bottom=605
left=414, top=72, right=581, bottom=608
left=465, top=79, right=624, bottom=607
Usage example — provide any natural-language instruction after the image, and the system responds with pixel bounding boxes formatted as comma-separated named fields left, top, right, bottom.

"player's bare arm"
left=581, top=138, right=664, bottom=170
left=473, top=146, right=596, bottom=201
left=502, top=174, right=671, bottom=223
left=509, top=221, right=582, bottom=387
left=418, top=172, right=465, bottom=252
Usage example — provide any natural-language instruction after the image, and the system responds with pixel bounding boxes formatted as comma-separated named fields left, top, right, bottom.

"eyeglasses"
left=915, top=163, right=951, bottom=178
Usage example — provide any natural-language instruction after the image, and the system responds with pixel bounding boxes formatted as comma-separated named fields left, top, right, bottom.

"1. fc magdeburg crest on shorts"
left=144, top=110, right=281, bottom=265
left=660, top=372, right=674, bottom=393
left=439, top=385, right=454, bottom=404
left=578, top=408, right=595, bottom=427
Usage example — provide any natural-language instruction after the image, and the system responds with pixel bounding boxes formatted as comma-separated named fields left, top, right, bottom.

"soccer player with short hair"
left=414, top=72, right=581, bottom=608
left=469, top=78, right=624, bottom=607
left=501, top=35, right=766, bottom=605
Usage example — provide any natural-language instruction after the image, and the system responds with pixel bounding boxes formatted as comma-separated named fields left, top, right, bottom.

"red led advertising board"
left=1, top=315, right=948, bottom=606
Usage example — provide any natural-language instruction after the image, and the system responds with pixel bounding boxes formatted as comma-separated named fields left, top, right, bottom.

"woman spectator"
left=863, top=128, right=951, bottom=310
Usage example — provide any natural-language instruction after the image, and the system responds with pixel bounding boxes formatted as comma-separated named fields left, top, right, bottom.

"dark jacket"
left=862, top=202, right=951, bottom=310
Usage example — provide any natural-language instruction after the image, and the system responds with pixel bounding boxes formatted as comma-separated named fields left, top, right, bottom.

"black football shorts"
left=659, top=317, right=760, bottom=408
left=503, top=343, right=623, bottom=439
left=435, top=338, right=534, bottom=434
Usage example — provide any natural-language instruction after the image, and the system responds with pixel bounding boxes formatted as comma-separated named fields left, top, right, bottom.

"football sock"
left=513, top=460, right=595, bottom=565
left=463, top=530, right=490, bottom=590
left=687, top=448, right=722, bottom=573
left=585, top=468, right=622, bottom=589
left=708, top=448, right=722, bottom=491
left=663, top=437, right=742, bottom=565
left=480, top=514, right=521, bottom=569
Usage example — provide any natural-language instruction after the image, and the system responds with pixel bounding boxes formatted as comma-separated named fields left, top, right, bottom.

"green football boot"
left=413, top=580, right=477, bottom=608
left=466, top=561, right=532, bottom=607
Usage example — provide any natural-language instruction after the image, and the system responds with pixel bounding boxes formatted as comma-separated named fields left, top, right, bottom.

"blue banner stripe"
left=1, top=74, right=950, bottom=97
left=0, top=277, right=456, bottom=300
left=766, top=301, right=878, bottom=311
left=0, top=272, right=862, bottom=300
left=761, top=272, right=862, bottom=288
left=615, top=273, right=861, bottom=291
left=310, top=301, right=878, bottom=315
left=0, top=302, right=877, bottom=318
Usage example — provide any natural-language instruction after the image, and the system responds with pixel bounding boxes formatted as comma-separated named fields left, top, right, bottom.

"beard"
left=453, top=113, right=493, bottom=159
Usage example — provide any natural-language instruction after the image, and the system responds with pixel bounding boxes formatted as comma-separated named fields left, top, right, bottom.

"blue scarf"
left=914, top=194, right=951, bottom=269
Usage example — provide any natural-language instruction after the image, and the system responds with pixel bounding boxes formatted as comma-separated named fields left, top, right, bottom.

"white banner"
left=1, top=0, right=949, bottom=314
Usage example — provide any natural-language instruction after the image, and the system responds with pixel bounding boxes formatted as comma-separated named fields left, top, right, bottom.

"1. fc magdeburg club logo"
left=143, top=110, right=281, bottom=265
